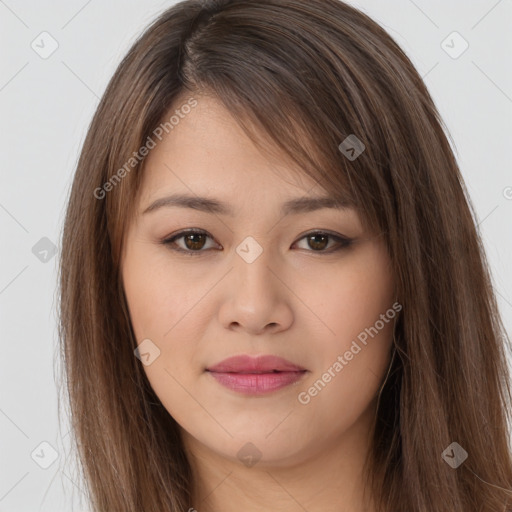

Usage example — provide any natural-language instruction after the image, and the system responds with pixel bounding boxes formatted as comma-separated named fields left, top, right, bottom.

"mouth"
left=206, top=354, right=306, bottom=373
left=205, top=354, right=308, bottom=395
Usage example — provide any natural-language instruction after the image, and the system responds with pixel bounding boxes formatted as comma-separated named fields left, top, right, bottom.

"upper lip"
left=206, top=355, right=306, bottom=373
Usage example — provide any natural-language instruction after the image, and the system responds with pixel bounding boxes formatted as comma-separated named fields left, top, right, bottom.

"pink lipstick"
left=206, top=354, right=307, bottom=395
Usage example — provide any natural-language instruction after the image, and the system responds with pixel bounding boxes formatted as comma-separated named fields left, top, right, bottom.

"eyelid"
left=161, top=228, right=353, bottom=255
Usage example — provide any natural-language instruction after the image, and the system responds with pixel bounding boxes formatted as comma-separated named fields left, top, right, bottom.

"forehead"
left=138, top=94, right=326, bottom=203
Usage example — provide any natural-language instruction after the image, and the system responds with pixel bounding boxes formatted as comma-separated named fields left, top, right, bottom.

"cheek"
left=294, top=247, right=395, bottom=432
left=121, top=242, right=211, bottom=371
left=122, top=243, right=203, bottom=341
left=122, top=246, right=208, bottom=426
left=297, top=244, right=395, bottom=347
left=297, top=319, right=393, bottom=435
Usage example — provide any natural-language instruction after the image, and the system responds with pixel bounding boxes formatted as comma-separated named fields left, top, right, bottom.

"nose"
left=217, top=246, right=294, bottom=335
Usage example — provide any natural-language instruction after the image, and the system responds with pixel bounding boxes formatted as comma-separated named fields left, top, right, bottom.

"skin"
left=121, top=93, right=396, bottom=512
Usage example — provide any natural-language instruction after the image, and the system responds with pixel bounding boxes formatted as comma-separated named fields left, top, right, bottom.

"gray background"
left=1, top=1, right=511, bottom=510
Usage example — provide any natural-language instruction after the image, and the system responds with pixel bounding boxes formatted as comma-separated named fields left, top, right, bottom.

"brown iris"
left=183, top=233, right=207, bottom=251
left=306, top=233, right=329, bottom=251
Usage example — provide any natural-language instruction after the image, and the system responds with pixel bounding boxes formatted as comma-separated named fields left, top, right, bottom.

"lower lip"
left=207, top=370, right=307, bottom=394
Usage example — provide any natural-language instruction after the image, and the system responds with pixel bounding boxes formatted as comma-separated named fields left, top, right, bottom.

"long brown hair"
left=58, top=0, right=512, bottom=510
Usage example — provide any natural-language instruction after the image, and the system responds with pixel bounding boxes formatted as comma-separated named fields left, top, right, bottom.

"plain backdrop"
left=1, top=1, right=511, bottom=510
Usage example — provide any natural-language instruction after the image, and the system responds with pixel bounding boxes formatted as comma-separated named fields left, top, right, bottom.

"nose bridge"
left=218, top=235, right=293, bottom=334
left=233, top=236, right=278, bottom=305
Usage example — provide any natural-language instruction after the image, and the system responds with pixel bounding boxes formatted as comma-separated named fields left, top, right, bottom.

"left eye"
left=161, top=229, right=352, bottom=255
left=293, top=231, right=352, bottom=252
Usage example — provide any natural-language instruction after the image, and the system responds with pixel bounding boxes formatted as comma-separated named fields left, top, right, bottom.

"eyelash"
left=160, top=229, right=353, bottom=256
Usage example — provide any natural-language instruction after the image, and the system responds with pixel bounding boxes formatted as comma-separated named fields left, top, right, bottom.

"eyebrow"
left=142, top=193, right=352, bottom=216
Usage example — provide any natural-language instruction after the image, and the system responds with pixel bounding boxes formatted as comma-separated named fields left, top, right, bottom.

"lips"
left=206, top=354, right=306, bottom=373
left=206, top=355, right=307, bottom=394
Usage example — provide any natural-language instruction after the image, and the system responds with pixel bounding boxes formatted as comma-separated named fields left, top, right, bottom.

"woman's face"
left=121, top=94, right=396, bottom=469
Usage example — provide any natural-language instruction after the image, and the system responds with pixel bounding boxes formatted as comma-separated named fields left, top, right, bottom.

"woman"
left=58, top=0, right=512, bottom=510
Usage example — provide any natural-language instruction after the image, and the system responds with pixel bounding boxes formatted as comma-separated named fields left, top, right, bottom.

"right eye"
left=161, top=229, right=220, bottom=255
